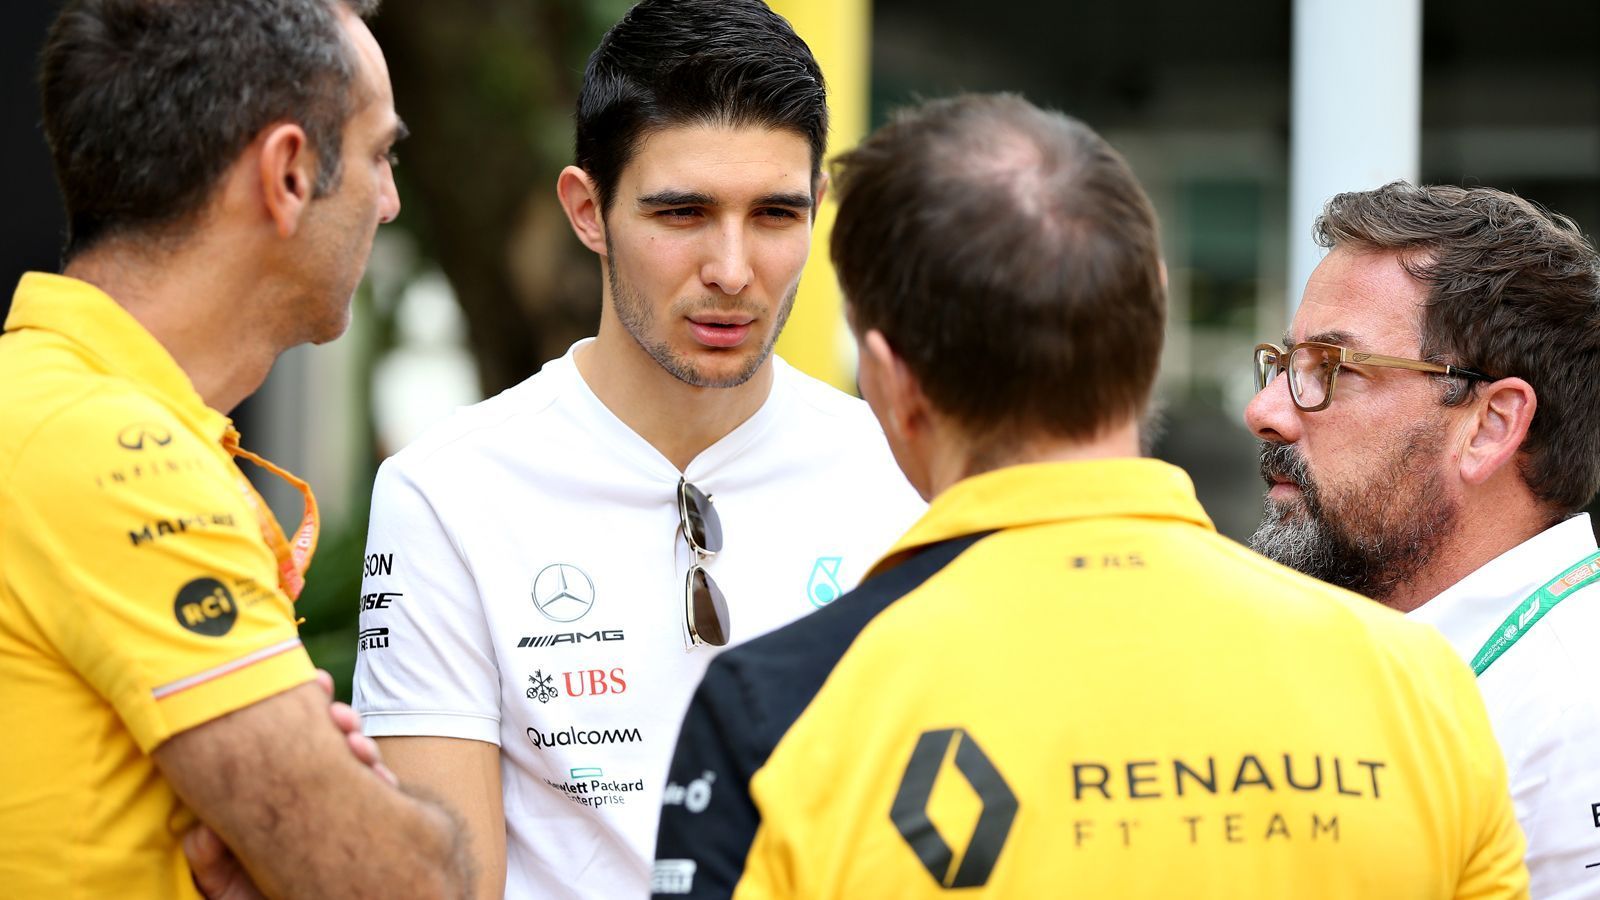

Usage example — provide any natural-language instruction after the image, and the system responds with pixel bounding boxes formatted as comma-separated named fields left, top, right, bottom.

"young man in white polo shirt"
left=1247, top=181, right=1600, bottom=897
left=352, top=1, right=922, bottom=897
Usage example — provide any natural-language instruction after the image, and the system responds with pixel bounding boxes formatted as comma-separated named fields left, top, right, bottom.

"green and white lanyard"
left=1470, top=549, right=1600, bottom=676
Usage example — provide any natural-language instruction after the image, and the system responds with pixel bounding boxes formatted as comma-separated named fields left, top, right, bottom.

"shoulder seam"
left=394, top=380, right=563, bottom=475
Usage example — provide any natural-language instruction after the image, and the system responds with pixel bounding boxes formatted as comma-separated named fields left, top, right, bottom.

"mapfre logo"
left=129, top=512, right=237, bottom=547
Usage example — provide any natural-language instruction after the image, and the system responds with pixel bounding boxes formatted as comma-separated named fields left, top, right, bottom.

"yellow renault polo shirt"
left=0, top=274, right=316, bottom=898
left=654, top=459, right=1528, bottom=899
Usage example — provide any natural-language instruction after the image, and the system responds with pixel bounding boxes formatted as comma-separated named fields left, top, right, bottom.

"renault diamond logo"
left=532, top=563, right=596, bottom=623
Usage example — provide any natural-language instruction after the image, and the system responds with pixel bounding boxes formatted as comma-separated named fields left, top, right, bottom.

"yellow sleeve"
left=3, top=395, right=315, bottom=752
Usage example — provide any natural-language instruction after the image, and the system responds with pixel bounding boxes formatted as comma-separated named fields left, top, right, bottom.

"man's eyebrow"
left=1303, top=329, right=1354, bottom=346
left=635, top=190, right=814, bottom=210
left=755, top=191, right=813, bottom=210
left=637, top=190, right=714, bottom=208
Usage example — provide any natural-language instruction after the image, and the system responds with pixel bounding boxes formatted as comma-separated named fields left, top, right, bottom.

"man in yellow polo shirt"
left=652, top=94, right=1528, bottom=897
left=0, top=1, right=470, bottom=897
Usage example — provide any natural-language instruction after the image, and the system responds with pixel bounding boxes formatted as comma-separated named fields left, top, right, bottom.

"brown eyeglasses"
left=677, top=478, right=730, bottom=649
left=1254, top=341, right=1495, bottom=412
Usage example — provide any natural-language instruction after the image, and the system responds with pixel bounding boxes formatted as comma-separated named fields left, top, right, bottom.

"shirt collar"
left=5, top=272, right=230, bottom=441
left=1409, top=513, right=1597, bottom=659
left=869, top=458, right=1215, bottom=577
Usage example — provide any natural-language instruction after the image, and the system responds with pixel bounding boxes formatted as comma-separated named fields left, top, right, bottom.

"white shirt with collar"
left=353, top=342, right=925, bottom=899
left=1410, top=513, right=1600, bottom=899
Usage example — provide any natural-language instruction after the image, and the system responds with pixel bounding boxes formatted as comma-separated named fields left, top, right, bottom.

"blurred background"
left=4, top=0, right=1598, bottom=696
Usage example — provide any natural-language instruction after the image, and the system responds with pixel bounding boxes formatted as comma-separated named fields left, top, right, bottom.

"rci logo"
left=173, top=577, right=238, bottom=637
left=890, top=728, right=1018, bottom=889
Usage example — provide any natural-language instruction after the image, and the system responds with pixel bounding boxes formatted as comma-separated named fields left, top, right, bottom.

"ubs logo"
left=118, top=424, right=173, bottom=451
left=532, top=563, right=596, bottom=623
left=174, top=577, right=238, bottom=636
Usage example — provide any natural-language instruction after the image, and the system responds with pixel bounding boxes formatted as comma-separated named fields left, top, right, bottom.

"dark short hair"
left=1316, top=182, right=1600, bottom=514
left=574, top=0, right=827, bottom=213
left=40, top=0, right=382, bottom=259
left=832, top=93, right=1165, bottom=445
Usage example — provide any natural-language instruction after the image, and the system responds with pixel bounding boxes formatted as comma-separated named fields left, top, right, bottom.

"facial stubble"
left=605, top=241, right=798, bottom=389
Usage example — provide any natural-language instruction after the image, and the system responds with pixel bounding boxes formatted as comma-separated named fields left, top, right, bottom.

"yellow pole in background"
left=770, top=0, right=871, bottom=392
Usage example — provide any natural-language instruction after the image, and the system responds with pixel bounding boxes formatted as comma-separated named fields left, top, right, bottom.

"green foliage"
left=297, top=515, right=369, bottom=703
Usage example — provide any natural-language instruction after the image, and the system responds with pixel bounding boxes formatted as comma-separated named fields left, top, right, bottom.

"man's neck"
left=65, top=242, right=280, bottom=414
left=922, top=418, right=1144, bottom=500
left=1382, top=497, right=1554, bottom=613
left=574, top=320, right=775, bottom=473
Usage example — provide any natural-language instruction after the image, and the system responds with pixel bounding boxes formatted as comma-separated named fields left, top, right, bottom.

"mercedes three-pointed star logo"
left=531, top=563, right=596, bottom=623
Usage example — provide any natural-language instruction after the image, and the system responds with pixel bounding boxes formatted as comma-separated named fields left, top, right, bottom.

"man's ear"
left=556, top=165, right=607, bottom=256
left=1459, top=377, right=1536, bottom=486
left=258, top=123, right=316, bottom=238
left=811, top=171, right=830, bottom=225
left=861, top=328, right=929, bottom=444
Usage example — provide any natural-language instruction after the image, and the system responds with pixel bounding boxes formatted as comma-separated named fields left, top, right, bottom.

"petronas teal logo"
left=808, top=556, right=844, bottom=608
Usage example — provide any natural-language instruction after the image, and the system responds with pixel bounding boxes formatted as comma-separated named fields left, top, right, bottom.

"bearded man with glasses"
left=350, top=2, right=922, bottom=897
left=1247, top=181, right=1600, bottom=897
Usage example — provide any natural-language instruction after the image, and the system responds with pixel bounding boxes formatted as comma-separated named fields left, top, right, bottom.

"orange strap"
left=222, top=428, right=320, bottom=601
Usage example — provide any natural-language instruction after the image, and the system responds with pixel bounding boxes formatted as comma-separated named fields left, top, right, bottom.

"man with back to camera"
left=351, top=0, right=924, bottom=896
left=1246, top=181, right=1600, bottom=897
left=0, top=1, right=474, bottom=898
left=652, top=94, right=1528, bottom=898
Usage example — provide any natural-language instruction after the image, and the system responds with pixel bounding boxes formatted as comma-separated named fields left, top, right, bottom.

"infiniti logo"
left=532, top=563, right=596, bottom=623
left=117, top=423, right=173, bottom=451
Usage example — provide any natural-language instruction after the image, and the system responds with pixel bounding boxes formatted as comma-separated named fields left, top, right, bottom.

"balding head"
left=831, top=93, right=1165, bottom=447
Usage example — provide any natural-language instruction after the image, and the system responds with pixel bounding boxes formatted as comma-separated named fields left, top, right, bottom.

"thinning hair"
left=832, top=93, right=1165, bottom=446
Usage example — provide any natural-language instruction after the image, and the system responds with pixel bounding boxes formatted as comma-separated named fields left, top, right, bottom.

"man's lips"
left=687, top=316, right=754, bottom=349
left=1266, top=481, right=1302, bottom=500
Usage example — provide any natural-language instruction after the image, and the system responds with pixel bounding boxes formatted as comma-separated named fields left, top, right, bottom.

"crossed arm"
left=377, top=736, right=508, bottom=900
left=154, top=681, right=476, bottom=900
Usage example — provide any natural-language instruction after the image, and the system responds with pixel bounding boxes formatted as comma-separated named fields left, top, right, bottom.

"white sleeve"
left=353, top=457, right=502, bottom=744
left=1514, top=702, right=1600, bottom=899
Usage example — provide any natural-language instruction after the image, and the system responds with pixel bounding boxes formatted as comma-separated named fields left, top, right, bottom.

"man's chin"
left=666, top=342, right=776, bottom=389
left=307, top=305, right=355, bottom=346
left=1262, top=494, right=1309, bottom=523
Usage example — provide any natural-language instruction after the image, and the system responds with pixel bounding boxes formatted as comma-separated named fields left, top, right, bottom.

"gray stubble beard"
left=1248, top=426, right=1458, bottom=606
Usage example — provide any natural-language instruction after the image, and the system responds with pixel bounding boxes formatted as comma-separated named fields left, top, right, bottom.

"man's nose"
left=700, top=223, right=752, bottom=295
left=378, top=166, right=400, bottom=224
left=1244, top=367, right=1302, bottom=444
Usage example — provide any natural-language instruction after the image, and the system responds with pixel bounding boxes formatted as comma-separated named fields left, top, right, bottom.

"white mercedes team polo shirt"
left=1410, top=513, right=1600, bottom=899
left=354, top=342, right=924, bottom=899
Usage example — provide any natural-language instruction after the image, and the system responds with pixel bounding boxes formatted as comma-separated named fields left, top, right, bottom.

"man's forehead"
left=1290, top=247, right=1425, bottom=350
left=621, top=124, right=814, bottom=199
left=340, top=8, right=392, bottom=109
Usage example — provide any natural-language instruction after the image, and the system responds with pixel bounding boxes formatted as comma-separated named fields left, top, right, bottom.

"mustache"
left=1259, top=441, right=1311, bottom=491
left=674, top=296, right=763, bottom=318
